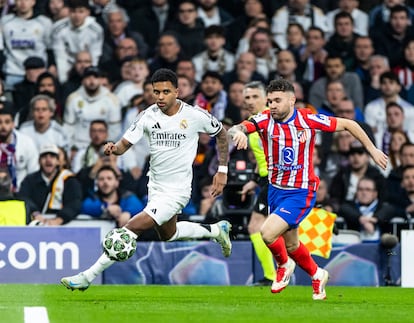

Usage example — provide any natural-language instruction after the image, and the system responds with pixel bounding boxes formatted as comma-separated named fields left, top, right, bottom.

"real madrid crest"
left=78, top=100, right=84, bottom=109
left=180, top=119, right=188, bottom=129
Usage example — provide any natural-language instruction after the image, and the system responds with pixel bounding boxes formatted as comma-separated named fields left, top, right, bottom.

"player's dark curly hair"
left=266, top=78, right=295, bottom=94
left=151, top=68, right=178, bottom=88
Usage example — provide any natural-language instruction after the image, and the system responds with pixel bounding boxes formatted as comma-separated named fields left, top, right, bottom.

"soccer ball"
left=103, top=228, right=137, bottom=261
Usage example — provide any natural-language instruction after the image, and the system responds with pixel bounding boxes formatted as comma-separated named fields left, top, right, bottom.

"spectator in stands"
left=149, top=32, right=184, bottom=74
left=128, top=0, right=175, bottom=57
left=371, top=4, right=414, bottom=68
left=369, top=0, right=414, bottom=33
left=0, top=0, right=53, bottom=90
left=235, top=16, right=271, bottom=56
left=389, top=129, right=411, bottom=170
left=114, top=58, right=150, bottom=109
left=46, top=0, right=70, bottom=22
left=177, top=74, right=196, bottom=105
left=365, top=71, right=414, bottom=149
left=269, top=50, right=299, bottom=84
left=352, top=36, right=375, bottom=97
left=325, top=11, right=360, bottom=70
left=222, top=52, right=266, bottom=90
left=0, top=168, right=32, bottom=225
left=52, top=0, right=104, bottom=83
left=271, top=0, right=328, bottom=49
left=196, top=0, right=233, bottom=28
left=327, top=140, right=386, bottom=213
left=166, top=0, right=205, bottom=58
left=194, top=71, right=227, bottom=121
left=100, top=4, right=149, bottom=63
left=225, top=81, right=245, bottom=124
left=62, top=51, right=93, bottom=103
left=192, top=25, right=235, bottom=83
left=0, top=107, right=39, bottom=191
left=176, top=59, right=198, bottom=87
left=58, top=146, right=71, bottom=170
left=13, top=57, right=47, bottom=115
left=19, top=94, right=68, bottom=152
left=393, top=39, right=414, bottom=104
left=308, top=55, right=363, bottom=109
left=364, top=55, right=391, bottom=104
left=19, top=144, right=82, bottom=225
left=64, top=66, right=121, bottom=150
left=326, top=0, right=368, bottom=37
left=80, top=165, right=144, bottom=227
left=286, top=23, right=306, bottom=64
left=338, top=176, right=396, bottom=241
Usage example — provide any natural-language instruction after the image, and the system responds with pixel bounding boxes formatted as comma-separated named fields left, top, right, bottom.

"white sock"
left=312, top=267, right=324, bottom=280
left=168, top=221, right=219, bottom=241
left=82, top=253, right=115, bottom=283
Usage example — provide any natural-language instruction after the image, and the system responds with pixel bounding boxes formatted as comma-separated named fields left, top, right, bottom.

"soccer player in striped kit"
left=228, top=78, right=388, bottom=300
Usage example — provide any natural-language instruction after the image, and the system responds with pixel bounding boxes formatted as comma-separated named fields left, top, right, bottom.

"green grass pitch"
left=1, top=284, right=413, bottom=323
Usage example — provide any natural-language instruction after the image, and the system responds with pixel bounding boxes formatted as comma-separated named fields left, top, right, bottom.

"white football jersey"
left=123, top=100, right=222, bottom=193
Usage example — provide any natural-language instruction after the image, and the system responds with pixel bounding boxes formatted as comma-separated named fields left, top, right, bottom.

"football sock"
left=267, top=236, right=288, bottom=266
left=167, top=221, right=219, bottom=241
left=250, top=232, right=275, bottom=280
left=288, top=241, right=318, bottom=277
left=83, top=253, right=115, bottom=283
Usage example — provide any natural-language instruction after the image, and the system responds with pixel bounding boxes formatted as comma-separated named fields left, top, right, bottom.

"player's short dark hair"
left=266, top=78, right=295, bottom=94
left=151, top=68, right=178, bottom=88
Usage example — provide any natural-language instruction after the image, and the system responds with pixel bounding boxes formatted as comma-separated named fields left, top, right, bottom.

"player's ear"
left=290, top=93, right=296, bottom=107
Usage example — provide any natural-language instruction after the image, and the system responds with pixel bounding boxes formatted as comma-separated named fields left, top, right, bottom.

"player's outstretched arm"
left=212, top=127, right=229, bottom=197
left=228, top=124, right=248, bottom=150
left=104, top=138, right=133, bottom=156
left=335, top=117, right=388, bottom=170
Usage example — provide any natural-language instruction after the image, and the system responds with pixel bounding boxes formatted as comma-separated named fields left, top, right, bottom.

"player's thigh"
left=125, top=210, right=157, bottom=234
left=260, top=214, right=289, bottom=244
left=156, top=215, right=178, bottom=241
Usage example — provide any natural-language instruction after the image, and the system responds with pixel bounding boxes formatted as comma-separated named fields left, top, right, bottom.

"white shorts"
left=144, top=188, right=190, bottom=225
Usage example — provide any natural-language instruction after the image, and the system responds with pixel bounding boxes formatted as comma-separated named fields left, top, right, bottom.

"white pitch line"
left=24, top=307, right=50, bottom=323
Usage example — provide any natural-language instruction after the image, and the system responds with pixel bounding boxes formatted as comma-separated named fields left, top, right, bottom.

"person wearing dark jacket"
left=18, top=144, right=82, bottom=225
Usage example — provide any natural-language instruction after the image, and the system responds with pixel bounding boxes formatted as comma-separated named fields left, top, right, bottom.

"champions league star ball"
left=103, top=228, right=137, bottom=261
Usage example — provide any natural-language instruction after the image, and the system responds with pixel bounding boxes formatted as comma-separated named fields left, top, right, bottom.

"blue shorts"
left=268, top=185, right=316, bottom=228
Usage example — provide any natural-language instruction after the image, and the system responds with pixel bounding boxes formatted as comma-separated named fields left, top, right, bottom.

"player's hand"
left=231, top=132, right=248, bottom=150
left=104, top=142, right=117, bottom=155
left=370, top=148, right=388, bottom=170
left=211, top=172, right=227, bottom=197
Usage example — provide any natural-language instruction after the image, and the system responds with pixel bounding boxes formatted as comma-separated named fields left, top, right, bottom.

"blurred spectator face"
left=205, top=34, right=225, bottom=52
left=49, top=0, right=68, bottom=19
left=336, top=100, right=355, bottom=119
left=277, top=50, right=297, bottom=77
left=287, top=24, right=305, bottom=48
left=386, top=104, right=404, bottom=130
left=89, top=122, right=108, bottom=146
left=380, top=78, right=401, bottom=98
left=129, top=60, right=149, bottom=83
left=369, top=56, right=389, bottom=78
left=178, top=1, right=197, bottom=26
left=236, top=52, right=256, bottom=73
left=249, top=30, right=272, bottom=58
left=326, top=81, right=346, bottom=106
left=15, top=0, right=35, bottom=15
left=228, top=81, right=244, bottom=107
left=143, top=82, right=156, bottom=105
left=356, top=178, right=377, bottom=205
left=0, top=114, right=14, bottom=142
left=38, top=76, right=56, bottom=94
left=82, top=75, right=101, bottom=95
left=354, top=37, right=374, bottom=63
left=74, top=51, right=92, bottom=75
left=178, top=75, right=193, bottom=99
left=306, top=29, right=325, bottom=53
left=244, top=0, right=263, bottom=18
left=243, top=87, right=266, bottom=115
left=120, top=61, right=132, bottom=81
left=335, top=16, right=354, bottom=38
left=198, top=0, right=217, bottom=10
left=158, top=35, right=180, bottom=62
left=176, top=60, right=196, bottom=81
left=117, top=38, right=138, bottom=60
left=338, top=0, right=358, bottom=12
left=402, top=167, right=414, bottom=193
left=99, top=76, right=112, bottom=91
left=404, top=40, right=414, bottom=65
left=336, top=130, right=354, bottom=153
left=108, top=11, right=126, bottom=37
left=325, top=58, right=345, bottom=80
left=26, top=66, right=47, bottom=83
left=390, top=130, right=407, bottom=153
left=32, top=99, right=53, bottom=128
left=97, top=169, right=119, bottom=196
left=401, top=145, right=414, bottom=166
left=390, top=9, right=410, bottom=34
left=200, top=76, right=222, bottom=97
left=39, top=153, right=59, bottom=177
left=348, top=149, right=370, bottom=170
left=69, top=6, right=90, bottom=28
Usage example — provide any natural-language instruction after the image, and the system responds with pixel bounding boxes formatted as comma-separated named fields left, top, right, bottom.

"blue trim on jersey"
left=268, top=184, right=316, bottom=228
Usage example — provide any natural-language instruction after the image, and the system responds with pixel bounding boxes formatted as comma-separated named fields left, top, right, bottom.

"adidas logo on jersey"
left=152, top=122, right=161, bottom=129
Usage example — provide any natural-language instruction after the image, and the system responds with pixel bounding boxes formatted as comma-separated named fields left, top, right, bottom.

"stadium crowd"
left=1, top=0, right=414, bottom=242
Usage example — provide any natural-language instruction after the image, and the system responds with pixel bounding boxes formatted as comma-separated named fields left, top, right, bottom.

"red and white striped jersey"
left=242, top=109, right=337, bottom=191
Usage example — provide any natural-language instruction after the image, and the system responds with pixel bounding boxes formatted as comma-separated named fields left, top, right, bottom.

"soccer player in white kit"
left=61, top=68, right=232, bottom=291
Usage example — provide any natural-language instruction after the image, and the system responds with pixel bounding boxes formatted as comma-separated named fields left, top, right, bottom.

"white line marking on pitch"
left=24, top=307, right=50, bottom=323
